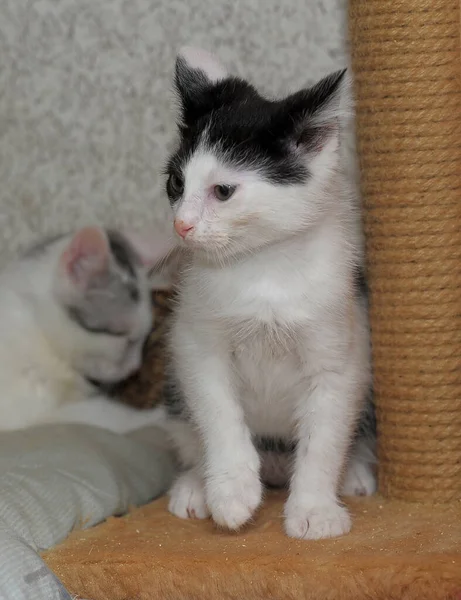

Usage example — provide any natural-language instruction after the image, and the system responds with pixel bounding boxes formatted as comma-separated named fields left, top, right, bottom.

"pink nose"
left=174, top=219, right=194, bottom=239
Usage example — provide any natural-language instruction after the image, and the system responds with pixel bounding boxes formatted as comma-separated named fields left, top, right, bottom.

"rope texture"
left=350, top=0, right=461, bottom=502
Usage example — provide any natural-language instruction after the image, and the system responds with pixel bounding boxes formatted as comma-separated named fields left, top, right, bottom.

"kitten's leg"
left=165, top=415, right=210, bottom=520
left=170, top=324, right=262, bottom=530
left=168, top=466, right=209, bottom=519
left=341, top=435, right=377, bottom=497
left=284, top=363, right=366, bottom=540
left=342, top=394, right=377, bottom=496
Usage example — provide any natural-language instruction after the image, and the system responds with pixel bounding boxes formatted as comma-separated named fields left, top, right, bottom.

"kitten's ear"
left=177, top=47, right=228, bottom=84
left=278, top=69, right=349, bottom=155
left=60, top=227, right=110, bottom=289
left=122, top=229, right=178, bottom=269
left=122, top=229, right=181, bottom=290
left=174, top=47, right=228, bottom=125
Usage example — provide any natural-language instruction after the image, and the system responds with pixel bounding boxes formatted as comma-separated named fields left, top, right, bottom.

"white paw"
left=284, top=496, right=351, bottom=540
left=206, top=464, right=262, bottom=530
left=341, top=458, right=377, bottom=497
left=168, top=470, right=210, bottom=520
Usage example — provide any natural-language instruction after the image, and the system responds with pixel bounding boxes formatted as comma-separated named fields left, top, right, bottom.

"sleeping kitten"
left=0, top=226, right=174, bottom=433
left=162, top=48, right=376, bottom=540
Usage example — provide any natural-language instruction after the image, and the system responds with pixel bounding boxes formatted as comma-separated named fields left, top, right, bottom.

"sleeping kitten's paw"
left=284, top=495, right=351, bottom=540
left=206, top=463, right=262, bottom=530
left=341, top=458, right=377, bottom=497
left=168, top=469, right=210, bottom=520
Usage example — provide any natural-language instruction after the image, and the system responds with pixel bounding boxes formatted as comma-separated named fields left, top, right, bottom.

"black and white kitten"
left=162, top=47, right=376, bottom=540
left=0, top=226, right=175, bottom=433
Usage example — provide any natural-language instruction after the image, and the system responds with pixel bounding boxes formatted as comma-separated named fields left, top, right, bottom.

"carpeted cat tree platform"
left=43, top=0, right=461, bottom=598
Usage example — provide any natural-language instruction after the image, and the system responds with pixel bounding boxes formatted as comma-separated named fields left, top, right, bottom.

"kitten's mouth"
left=177, top=234, right=198, bottom=247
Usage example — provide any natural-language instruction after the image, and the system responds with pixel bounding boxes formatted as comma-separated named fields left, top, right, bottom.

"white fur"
left=48, top=397, right=168, bottom=433
left=0, top=230, right=173, bottom=433
left=166, top=59, right=372, bottom=539
left=168, top=467, right=209, bottom=520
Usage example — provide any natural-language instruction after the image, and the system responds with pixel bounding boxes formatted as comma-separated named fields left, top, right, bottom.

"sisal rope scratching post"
left=350, top=0, right=461, bottom=502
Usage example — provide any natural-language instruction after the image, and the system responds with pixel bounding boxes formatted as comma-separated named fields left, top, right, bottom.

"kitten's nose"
left=174, top=219, right=194, bottom=239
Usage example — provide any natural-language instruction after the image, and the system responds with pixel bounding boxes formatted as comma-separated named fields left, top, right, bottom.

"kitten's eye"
left=213, top=184, right=236, bottom=202
left=167, top=172, right=184, bottom=198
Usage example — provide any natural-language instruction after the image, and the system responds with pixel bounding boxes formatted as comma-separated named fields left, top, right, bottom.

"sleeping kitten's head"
left=43, top=226, right=174, bottom=385
left=165, top=47, right=350, bottom=262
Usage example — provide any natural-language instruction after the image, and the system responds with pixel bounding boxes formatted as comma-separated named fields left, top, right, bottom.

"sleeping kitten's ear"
left=277, top=69, right=349, bottom=156
left=122, top=229, right=182, bottom=289
left=174, top=47, right=229, bottom=126
left=60, top=227, right=110, bottom=289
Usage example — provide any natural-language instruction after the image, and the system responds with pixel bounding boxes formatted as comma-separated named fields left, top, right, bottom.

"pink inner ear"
left=298, top=121, right=339, bottom=155
left=61, top=227, right=109, bottom=287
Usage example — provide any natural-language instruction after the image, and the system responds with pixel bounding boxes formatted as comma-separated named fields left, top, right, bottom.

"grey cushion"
left=0, top=424, right=175, bottom=600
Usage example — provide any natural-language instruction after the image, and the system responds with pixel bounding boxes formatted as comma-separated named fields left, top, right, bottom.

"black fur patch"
left=85, top=376, right=117, bottom=395
left=352, top=267, right=376, bottom=442
left=66, top=232, right=142, bottom=337
left=165, top=63, right=346, bottom=202
left=354, top=265, right=368, bottom=299
left=106, top=230, right=139, bottom=280
left=255, top=436, right=296, bottom=454
left=67, top=306, right=126, bottom=337
left=106, top=230, right=140, bottom=302
left=357, top=387, right=376, bottom=440
left=163, top=375, right=191, bottom=421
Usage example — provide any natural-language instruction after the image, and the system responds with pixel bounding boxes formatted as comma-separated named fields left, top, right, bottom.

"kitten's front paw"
left=168, top=470, right=210, bottom=520
left=341, top=458, right=377, bottom=497
left=207, top=464, right=262, bottom=530
left=284, top=496, right=351, bottom=540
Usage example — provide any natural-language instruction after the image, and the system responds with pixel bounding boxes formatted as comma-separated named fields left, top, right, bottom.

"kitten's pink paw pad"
left=207, top=467, right=262, bottom=530
left=341, top=460, right=376, bottom=497
left=284, top=499, right=351, bottom=540
left=168, top=471, right=209, bottom=520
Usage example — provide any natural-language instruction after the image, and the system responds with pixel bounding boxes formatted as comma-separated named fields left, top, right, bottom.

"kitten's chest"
left=230, top=316, right=299, bottom=360
left=190, top=261, right=315, bottom=362
left=185, top=265, right=318, bottom=436
left=220, top=276, right=311, bottom=388
left=203, top=263, right=314, bottom=325
left=230, top=318, right=307, bottom=437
